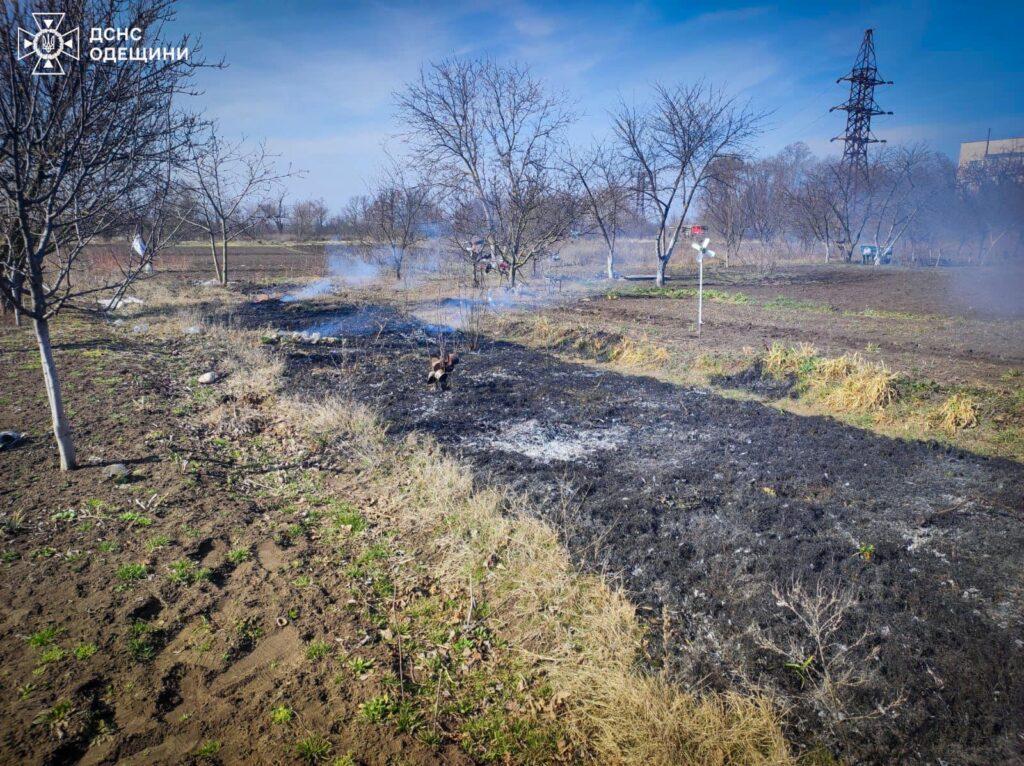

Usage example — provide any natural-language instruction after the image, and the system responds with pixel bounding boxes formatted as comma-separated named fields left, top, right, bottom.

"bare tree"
left=360, top=164, right=434, bottom=280
left=0, top=0, right=204, bottom=470
left=957, top=156, right=1024, bottom=264
left=182, top=128, right=296, bottom=284
left=613, top=82, right=763, bottom=285
left=790, top=161, right=840, bottom=263
left=742, top=147, right=807, bottom=274
left=864, top=144, right=932, bottom=263
left=257, top=192, right=289, bottom=236
left=702, top=155, right=747, bottom=267
left=308, top=198, right=328, bottom=238
left=397, top=58, right=577, bottom=286
left=566, top=144, right=632, bottom=279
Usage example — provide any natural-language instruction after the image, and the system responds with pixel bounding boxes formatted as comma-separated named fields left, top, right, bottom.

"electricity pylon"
left=830, top=29, right=892, bottom=174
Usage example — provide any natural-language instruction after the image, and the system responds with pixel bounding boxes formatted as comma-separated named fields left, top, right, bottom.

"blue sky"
left=173, top=0, right=1024, bottom=206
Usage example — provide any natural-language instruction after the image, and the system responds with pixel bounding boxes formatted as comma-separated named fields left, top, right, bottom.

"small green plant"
left=145, top=534, right=172, bottom=552
left=195, top=739, right=221, bottom=759
left=305, top=640, right=331, bottom=661
left=226, top=546, right=251, bottom=565
left=330, top=756, right=356, bottom=766
left=97, top=540, right=119, bottom=553
left=857, top=542, right=876, bottom=562
left=27, top=626, right=61, bottom=647
left=116, top=563, right=148, bottom=582
left=359, top=695, right=394, bottom=723
left=270, top=704, right=294, bottom=725
left=356, top=543, right=389, bottom=566
left=294, top=734, right=332, bottom=763
left=126, top=620, right=160, bottom=661
left=278, top=523, right=306, bottom=546
left=348, top=656, right=374, bottom=676
left=292, top=574, right=312, bottom=588
left=37, top=699, right=73, bottom=728
left=235, top=617, right=264, bottom=647
left=51, top=509, right=77, bottom=522
left=118, top=511, right=153, bottom=527
left=168, top=559, right=211, bottom=585
left=784, top=655, right=815, bottom=687
left=331, top=503, right=367, bottom=533
left=73, top=642, right=98, bottom=660
left=37, top=645, right=66, bottom=666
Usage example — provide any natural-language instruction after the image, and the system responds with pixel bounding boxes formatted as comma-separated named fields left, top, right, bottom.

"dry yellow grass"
left=761, top=342, right=818, bottom=379
left=609, top=334, right=671, bottom=370
left=760, top=344, right=899, bottom=413
left=509, top=316, right=671, bottom=373
left=817, top=359, right=899, bottom=412
left=931, top=392, right=979, bottom=434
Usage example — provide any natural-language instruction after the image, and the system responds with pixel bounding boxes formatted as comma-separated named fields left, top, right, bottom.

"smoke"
left=279, top=243, right=382, bottom=302
left=279, top=278, right=337, bottom=303
left=948, top=265, right=1024, bottom=319
left=325, top=244, right=380, bottom=284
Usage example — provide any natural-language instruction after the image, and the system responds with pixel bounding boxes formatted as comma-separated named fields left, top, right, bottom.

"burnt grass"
left=239, top=298, right=1024, bottom=765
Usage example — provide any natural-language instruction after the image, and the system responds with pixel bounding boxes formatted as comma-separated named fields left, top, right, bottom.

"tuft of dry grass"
left=761, top=344, right=899, bottom=413
left=817, top=359, right=899, bottom=413
left=761, top=342, right=819, bottom=380
left=931, top=392, right=979, bottom=434
left=608, top=334, right=671, bottom=370
left=507, top=316, right=671, bottom=373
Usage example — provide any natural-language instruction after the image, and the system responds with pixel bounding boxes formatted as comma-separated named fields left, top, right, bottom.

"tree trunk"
left=208, top=234, right=222, bottom=284
left=34, top=316, right=76, bottom=470
left=220, top=222, right=230, bottom=285
left=606, top=246, right=616, bottom=279
left=655, top=257, right=668, bottom=287
left=12, top=273, right=25, bottom=326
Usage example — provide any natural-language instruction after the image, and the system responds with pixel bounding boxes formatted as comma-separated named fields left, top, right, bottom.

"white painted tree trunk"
left=655, top=257, right=668, bottom=287
left=33, top=317, right=76, bottom=470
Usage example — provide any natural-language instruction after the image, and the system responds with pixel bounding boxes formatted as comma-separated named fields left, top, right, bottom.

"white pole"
left=697, top=257, right=704, bottom=338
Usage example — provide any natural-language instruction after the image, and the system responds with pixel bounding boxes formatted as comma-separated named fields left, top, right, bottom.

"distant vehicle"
left=860, top=244, right=893, bottom=265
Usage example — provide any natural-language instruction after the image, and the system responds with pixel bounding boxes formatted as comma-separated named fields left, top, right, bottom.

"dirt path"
left=257, top=299, right=1024, bottom=765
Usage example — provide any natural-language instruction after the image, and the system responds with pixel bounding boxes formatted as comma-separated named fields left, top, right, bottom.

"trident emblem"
left=17, top=13, right=80, bottom=76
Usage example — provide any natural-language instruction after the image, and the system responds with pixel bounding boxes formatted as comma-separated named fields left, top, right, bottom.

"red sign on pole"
left=690, top=225, right=704, bottom=236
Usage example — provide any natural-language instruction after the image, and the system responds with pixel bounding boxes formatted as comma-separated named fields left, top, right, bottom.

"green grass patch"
left=764, top=296, right=834, bottom=313
left=116, top=563, right=148, bottom=582
left=609, top=285, right=751, bottom=304
left=168, top=559, right=211, bottom=585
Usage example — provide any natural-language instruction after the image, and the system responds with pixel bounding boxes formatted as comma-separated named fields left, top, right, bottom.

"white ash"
left=466, top=418, right=627, bottom=463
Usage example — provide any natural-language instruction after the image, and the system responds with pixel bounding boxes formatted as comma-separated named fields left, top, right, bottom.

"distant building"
left=958, top=136, right=1024, bottom=170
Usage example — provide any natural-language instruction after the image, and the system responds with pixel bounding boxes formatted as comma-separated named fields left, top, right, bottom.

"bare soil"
left=241, top=291, right=1024, bottom=765
left=0, top=317, right=464, bottom=765
left=565, top=265, right=1024, bottom=387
